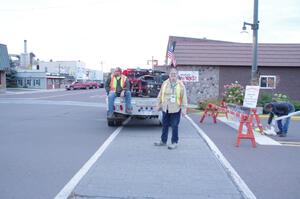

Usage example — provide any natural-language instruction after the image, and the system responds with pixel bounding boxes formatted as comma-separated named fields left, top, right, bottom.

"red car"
left=66, top=81, right=99, bottom=90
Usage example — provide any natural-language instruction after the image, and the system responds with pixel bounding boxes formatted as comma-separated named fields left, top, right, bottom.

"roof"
left=167, top=36, right=300, bottom=67
left=0, top=44, right=10, bottom=70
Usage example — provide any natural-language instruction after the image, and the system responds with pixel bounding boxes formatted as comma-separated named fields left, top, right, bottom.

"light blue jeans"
left=107, top=91, right=132, bottom=114
left=277, top=107, right=295, bottom=134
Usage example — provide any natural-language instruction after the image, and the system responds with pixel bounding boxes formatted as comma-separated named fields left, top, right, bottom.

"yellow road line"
left=279, top=141, right=300, bottom=147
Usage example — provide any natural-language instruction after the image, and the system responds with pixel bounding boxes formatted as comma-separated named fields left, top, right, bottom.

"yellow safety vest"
left=110, top=74, right=127, bottom=92
left=161, top=80, right=183, bottom=106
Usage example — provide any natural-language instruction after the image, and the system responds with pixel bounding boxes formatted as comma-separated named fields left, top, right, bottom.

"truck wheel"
left=86, top=86, right=89, bottom=90
left=107, top=120, right=115, bottom=126
left=70, top=87, right=74, bottom=90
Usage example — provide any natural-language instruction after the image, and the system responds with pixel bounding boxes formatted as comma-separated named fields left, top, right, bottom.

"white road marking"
left=54, top=117, right=131, bottom=199
left=218, top=117, right=281, bottom=146
left=185, top=115, right=256, bottom=199
left=35, top=90, right=99, bottom=99
left=0, top=89, right=65, bottom=95
left=0, top=99, right=106, bottom=108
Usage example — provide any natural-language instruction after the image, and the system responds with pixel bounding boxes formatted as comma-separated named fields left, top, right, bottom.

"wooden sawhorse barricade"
left=200, top=103, right=264, bottom=148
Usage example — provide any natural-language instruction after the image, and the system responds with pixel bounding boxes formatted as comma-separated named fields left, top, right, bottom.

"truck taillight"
left=120, top=105, right=123, bottom=111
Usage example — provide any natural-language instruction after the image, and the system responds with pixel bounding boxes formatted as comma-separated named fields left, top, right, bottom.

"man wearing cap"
left=105, top=67, right=132, bottom=118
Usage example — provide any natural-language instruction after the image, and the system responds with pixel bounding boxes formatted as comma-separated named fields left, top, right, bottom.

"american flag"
left=167, top=50, right=176, bottom=67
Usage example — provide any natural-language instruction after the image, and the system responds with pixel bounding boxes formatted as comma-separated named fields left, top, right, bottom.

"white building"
left=38, top=60, right=87, bottom=80
left=87, top=69, right=103, bottom=82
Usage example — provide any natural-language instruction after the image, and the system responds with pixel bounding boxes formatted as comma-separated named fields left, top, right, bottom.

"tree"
left=5, top=59, right=18, bottom=87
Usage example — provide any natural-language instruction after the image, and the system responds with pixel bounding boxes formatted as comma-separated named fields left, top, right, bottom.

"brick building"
left=156, top=36, right=300, bottom=104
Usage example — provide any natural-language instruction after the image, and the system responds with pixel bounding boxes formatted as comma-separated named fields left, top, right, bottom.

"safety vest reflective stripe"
left=110, top=75, right=126, bottom=91
left=161, top=80, right=183, bottom=106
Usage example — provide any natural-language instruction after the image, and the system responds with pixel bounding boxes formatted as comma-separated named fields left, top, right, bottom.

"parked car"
left=86, top=81, right=100, bottom=89
left=99, top=82, right=104, bottom=88
left=65, top=81, right=99, bottom=90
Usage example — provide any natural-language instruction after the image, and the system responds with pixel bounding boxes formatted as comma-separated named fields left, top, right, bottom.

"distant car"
left=65, top=81, right=99, bottom=90
left=66, top=81, right=86, bottom=90
left=86, top=81, right=99, bottom=89
left=99, top=82, right=104, bottom=88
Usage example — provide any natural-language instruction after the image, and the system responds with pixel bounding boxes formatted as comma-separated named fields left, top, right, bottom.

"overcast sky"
left=1, top=0, right=300, bottom=71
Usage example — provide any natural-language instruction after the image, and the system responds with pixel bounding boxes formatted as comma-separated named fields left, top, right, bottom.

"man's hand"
left=266, top=124, right=271, bottom=129
left=155, top=105, right=161, bottom=112
left=120, top=90, right=125, bottom=97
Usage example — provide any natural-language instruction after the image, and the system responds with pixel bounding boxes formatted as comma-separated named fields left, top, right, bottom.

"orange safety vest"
left=161, top=80, right=184, bottom=106
left=109, top=74, right=127, bottom=92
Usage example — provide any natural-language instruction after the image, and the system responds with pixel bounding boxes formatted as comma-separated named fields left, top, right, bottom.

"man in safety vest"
left=105, top=67, right=132, bottom=118
left=154, top=68, right=187, bottom=150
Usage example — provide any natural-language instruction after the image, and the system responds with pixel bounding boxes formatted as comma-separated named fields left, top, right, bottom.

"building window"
left=17, top=79, right=23, bottom=86
left=35, top=79, right=41, bottom=86
left=259, top=75, right=276, bottom=89
left=26, top=79, right=31, bottom=86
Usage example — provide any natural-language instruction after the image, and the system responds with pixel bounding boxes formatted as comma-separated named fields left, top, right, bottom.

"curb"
left=185, top=115, right=256, bottom=199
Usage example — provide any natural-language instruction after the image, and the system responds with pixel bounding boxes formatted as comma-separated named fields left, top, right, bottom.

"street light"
left=242, top=0, right=259, bottom=85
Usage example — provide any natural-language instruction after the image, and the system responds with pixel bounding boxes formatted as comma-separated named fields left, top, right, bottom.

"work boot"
left=107, top=112, right=114, bottom=119
left=168, top=143, right=178, bottom=150
left=154, top=141, right=166, bottom=146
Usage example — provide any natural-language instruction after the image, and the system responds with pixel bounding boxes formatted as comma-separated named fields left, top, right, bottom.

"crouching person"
left=105, top=67, right=132, bottom=118
left=264, top=101, right=295, bottom=137
left=154, top=68, right=187, bottom=150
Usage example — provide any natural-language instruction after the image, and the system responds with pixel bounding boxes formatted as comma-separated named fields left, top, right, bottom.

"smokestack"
left=24, top=40, right=27, bottom=53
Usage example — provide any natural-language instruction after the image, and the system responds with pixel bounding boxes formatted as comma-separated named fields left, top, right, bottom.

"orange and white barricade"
left=200, top=102, right=263, bottom=148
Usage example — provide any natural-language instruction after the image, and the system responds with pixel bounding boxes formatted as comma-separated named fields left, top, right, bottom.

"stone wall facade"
left=177, top=66, right=219, bottom=105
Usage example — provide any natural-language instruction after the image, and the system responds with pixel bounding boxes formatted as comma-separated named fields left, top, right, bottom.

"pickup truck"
left=66, top=81, right=99, bottom=90
left=107, top=97, right=161, bottom=126
left=106, top=68, right=166, bottom=126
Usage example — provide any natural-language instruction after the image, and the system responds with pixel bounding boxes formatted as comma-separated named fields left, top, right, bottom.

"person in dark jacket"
left=264, top=102, right=295, bottom=137
left=105, top=67, right=132, bottom=118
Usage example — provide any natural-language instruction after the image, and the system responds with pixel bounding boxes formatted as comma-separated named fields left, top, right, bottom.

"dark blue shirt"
left=268, top=102, right=295, bottom=124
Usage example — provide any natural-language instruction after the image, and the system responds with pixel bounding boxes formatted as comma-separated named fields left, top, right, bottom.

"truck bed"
left=113, top=97, right=159, bottom=117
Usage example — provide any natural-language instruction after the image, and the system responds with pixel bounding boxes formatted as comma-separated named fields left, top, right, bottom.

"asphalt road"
left=0, top=88, right=112, bottom=199
left=189, top=113, right=300, bottom=199
left=1, top=88, right=300, bottom=199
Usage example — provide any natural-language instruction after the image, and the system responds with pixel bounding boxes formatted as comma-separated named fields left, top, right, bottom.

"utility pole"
left=243, top=0, right=259, bottom=85
left=100, top=60, right=104, bottom=83
left=147, top=56, right=158, bottom=69
left=252, top=0, right=259, bottom=84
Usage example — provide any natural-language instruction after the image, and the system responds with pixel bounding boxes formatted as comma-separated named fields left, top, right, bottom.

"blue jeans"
left=107, top=91, right=132, bottom=114
left=161, top=110, right=181, bottom=144
left=277, top=108, right=295, bottom=134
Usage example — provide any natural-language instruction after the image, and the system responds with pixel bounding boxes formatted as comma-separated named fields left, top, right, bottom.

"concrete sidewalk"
left=64, top=117, right=247, bottom=199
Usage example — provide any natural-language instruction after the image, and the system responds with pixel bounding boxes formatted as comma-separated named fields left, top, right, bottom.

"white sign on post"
left=178, top=71, right=199, bottom=82
left=243, top=86, right=260, bottom=108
